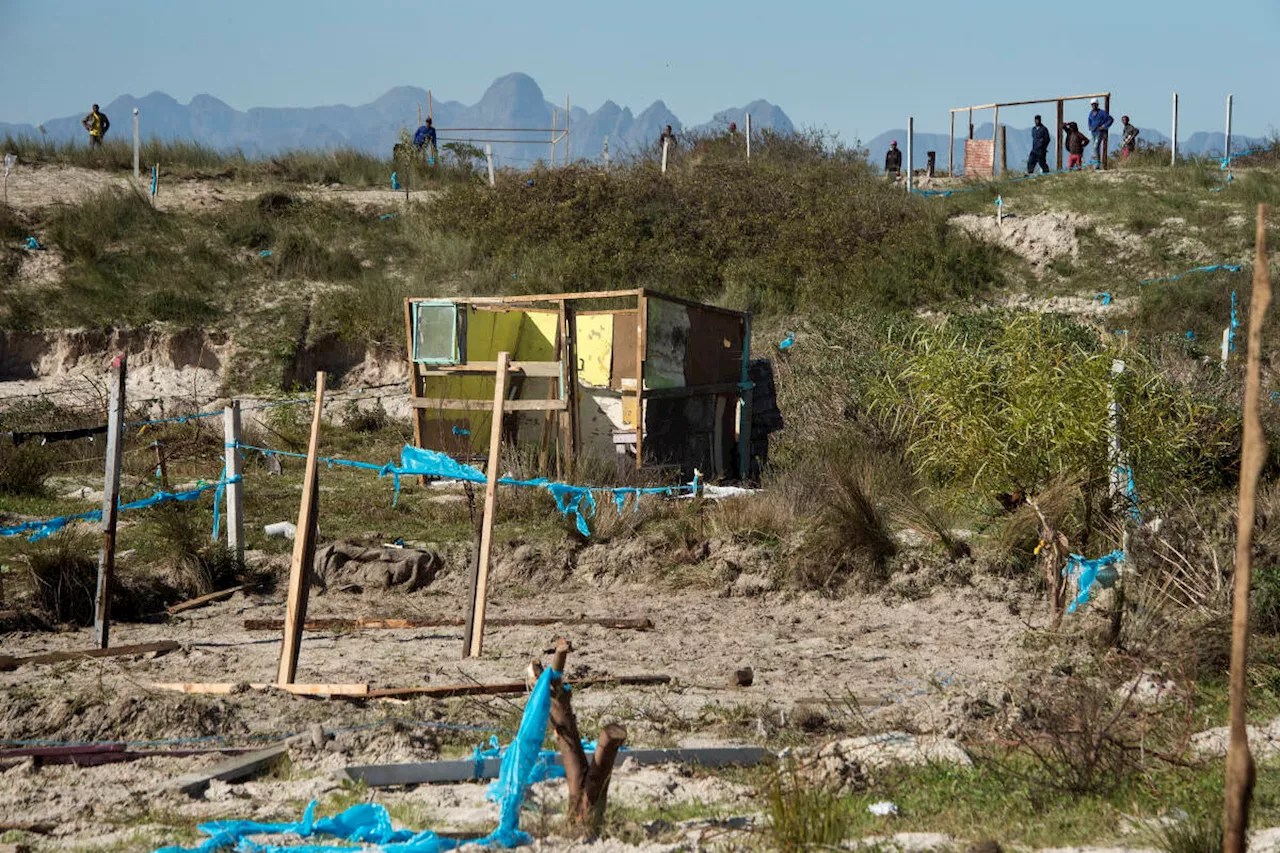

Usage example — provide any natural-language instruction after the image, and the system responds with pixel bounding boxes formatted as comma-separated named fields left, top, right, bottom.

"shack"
left=404, top=290, right=754, bottom=479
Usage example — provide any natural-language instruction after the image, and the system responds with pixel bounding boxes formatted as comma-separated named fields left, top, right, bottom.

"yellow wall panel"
left=574, top=314, right=614, bottom=388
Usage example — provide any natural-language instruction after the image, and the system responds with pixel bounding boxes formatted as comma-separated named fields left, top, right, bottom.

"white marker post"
left=485, top=144, right=495, bottom=187
left=1225, top=94, right=1234, bottom=164
left=907, top=116, right=914, bottom=193
left=1171, top=93, right=1179, bottom=165
left=661, top=137, right=669, bottom=174
left=603, top=135, right=610, bottom=169
left=745, top=113, right=751, bottom=163
left=132, top=108, right=140, bottom=178
left=2, top=153, right=14, bottom=205
left=1222, top=327, right=1232, bottom=371
left=224, top=401, right=244, bottom=563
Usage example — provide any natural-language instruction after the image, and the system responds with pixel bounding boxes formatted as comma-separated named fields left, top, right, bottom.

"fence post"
left=998, top=124, right=1007, bottom=176
left=745, top=113, right=751, bottom=163
left=93, top=354, right=127, bottom=649
left=224, top=401, right=244, bottom=563
left=907, top=116, right=914, bottom=192
left=603, top=135, right=610, bottom=168
left=132, top=108, right=139, bottom=179
left=485, top=144, right=495, bottom=187
left=1172, top=93, right=1179, bottom=165
left=1225, top=93, right=1234, bottom=162
left=661, top=137, right=669, bottom=174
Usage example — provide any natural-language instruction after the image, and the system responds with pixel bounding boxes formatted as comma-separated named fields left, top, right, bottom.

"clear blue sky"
left=2, top=0, right=1277, bottom=138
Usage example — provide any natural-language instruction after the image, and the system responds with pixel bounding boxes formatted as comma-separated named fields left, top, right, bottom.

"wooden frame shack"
left=403, top=290, right=753, bottom=480
left=949, top=91, right=1111, bottom=176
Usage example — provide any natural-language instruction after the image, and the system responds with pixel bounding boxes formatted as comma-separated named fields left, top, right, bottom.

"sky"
left=2, top=0, right=1278, bottom=139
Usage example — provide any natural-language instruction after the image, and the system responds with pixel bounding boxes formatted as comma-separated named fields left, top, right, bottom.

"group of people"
left=1027, top=99, right=1140, bottom=174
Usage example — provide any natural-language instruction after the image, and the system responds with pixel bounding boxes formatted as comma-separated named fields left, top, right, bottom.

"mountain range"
left=0, top=72, right=793, bottom=166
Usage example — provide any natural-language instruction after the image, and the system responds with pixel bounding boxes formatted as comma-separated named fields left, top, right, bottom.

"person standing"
left=1027, top=115, right=1051, bottom=174
left=1120, top=116, right=1140, bottom=161
left=1064, top=121, right=1090, bottom=170
left=659, top=124, right=678, bottom=155
left=412, top=117, right=438, bottom=165
left=884, top=140, right=903, bottom=176
left=1087, top=98, right=1114, bottom=169
left=81, top=104, right=110, bottom=150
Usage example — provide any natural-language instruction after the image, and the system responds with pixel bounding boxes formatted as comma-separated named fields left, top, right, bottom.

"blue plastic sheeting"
left=151, top=165, right=158, bottom=196
left=396, top=446, right=698, bottom=536
left=24, top=236, right=43, bottom=250
left=1063, top=549, right=1125, bottom=613
left=155, top=668, right=560, bottom=853
left=1094, top=292, right=1112, bottom=306
left=391, top=172, right=402, bottom=190
left=0, top=476, right=237, bottom=542
left=1139, top=264, right=1243, bottom=286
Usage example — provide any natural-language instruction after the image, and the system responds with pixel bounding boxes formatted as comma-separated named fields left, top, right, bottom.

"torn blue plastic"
left=259, top=250, right=273, bottom=258
left=1094, top=293, right=1112, bottom=306
left=1063, top=549, right=1125, bottom=613
left=155, top=668, right=560, bottom=853
left=24, top=236, right=42, bottom=250
left=1140, top=264, right=1243, bottom=286
left=778, top=333, right=796, bottom=350
left=391, top=172, right=401, bottom=190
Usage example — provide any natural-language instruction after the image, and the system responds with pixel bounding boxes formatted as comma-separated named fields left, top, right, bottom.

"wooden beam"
left=0, top=640, right=179, bottom=672
left=464, top=352, right=509, bottom=659
left=341, top=745, right=767, bottom=787
left=1056, top=99, right=1065, bottom=172
left=420, top=361, right=561, bottom=378
left=172, top=744, right=289, bottom=797
left=410, top=398, right=566, bottom=412
left=641, top=382, right=745, bottom=401
left=276, top=372, right=326, bottom=685
left=167, top=584, right=249, bottom=615
left=640, top=289, right=749, bottom=318
left=151, top=682, right=369, bottom=696
left=635, top=292, right=647, bottom=470
left=409, top=290, right=643, bottom=306
left=94, top=353, right=126, bottom=649
left=242, top=616, right=656, bottom=631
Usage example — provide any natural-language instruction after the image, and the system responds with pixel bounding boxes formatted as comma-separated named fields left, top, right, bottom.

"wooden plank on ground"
left=341, top=745, right=769, bottom=787
left=276, top=372, right=326, bottom=685
left=167, top=584, right=249, bottom=615
left=0, top=640, right=180, bottom=672
left=242, top=616, right=655, bottom=632
left=150, top=682, right=369, bottom=696
left=172, top=744, right=289, bottom=797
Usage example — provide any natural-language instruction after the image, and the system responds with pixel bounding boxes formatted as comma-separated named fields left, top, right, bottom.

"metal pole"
left=564, top=96, right=570, bottom=167
left=224, top=401, right=244, bottom=563
left=603, top=135, right=610, bottom=168
left=550, top=108, right=556, bottom=167
left=485, top=144, right=495, bottom=187
left=132, top=108, right=139, bottom=178
left=1226, top=94, right=1234, bottom=162
left=93, top=354, right=127, bottom=648
left=907, top=116, right=914, bottom=192
left=661, top=138, right=668, bottom=174
left=1172, top=93, right=1179, bottom=165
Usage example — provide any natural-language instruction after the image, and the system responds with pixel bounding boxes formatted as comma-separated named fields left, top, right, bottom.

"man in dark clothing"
left=1027, top=115, right=1051, bottom=174
left=659, top=124, right=678, bottom=154
left=81, top=104, right=109, bottom=150
left=1120, top=116, right=1139, bottom=161
left=884, top=140, right=903, bottom=176
left=412, top=117, right=438, bottom=164
left=1087, top=98, right=1114, bottom=169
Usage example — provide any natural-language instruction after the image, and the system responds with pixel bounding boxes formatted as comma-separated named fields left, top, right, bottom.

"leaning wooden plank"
left=167, top=584, right=249, bottom=615
left=172, top=744, right=289, bottom=797
left=341, top=746, right=770, bottom=787
left=149, top=682, right=369, bottom=696
left=365, top=674, right=670, bottom=700
left=242, top=616, right=655, bottom=632
left=0, top=640, right=180, bottom=671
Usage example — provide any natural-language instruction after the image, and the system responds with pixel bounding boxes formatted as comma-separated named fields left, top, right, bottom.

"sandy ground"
left=0, top=567, right=1034, bottom=851
left=2, top=162, right=435, bottom=214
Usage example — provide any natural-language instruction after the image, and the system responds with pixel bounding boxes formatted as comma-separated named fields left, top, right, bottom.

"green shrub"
left=0, top=441, right=54, bottom=496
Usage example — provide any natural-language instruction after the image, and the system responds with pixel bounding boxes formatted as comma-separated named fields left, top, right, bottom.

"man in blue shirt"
left=1087, top=99, right=1114, bottom=170
left=1027, top=115, right=1051, bottom=174
left=413, top=117, right=438, bottom=164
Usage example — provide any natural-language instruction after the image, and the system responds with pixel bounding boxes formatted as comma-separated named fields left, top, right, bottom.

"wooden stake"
left=565, top=95, right=570, bottom=167
left=635, top=292, right=647, bottom=470
left=132, top=108, right=139, bottom=179
left=224, top=401, right=244, bottom=563
left=486, top=143, right=495, bottom=187
left=404, top=299, right=429, bottom=485
left=1102, top=93, right=1111, bottom=170
left=1056, top=99, right=1065, bottom=172
left=1224, top=203, right=1270, bottom=853
left=464, top=352, right=510, bottom=658
left=949, top=111, right=955, bottom=176
left=93, top=354, right=127, bottom=649
left=276, top=372, right=326, bottom=685
left=1172, top=92, right=1179, bottom=165
left=152, top=440, right=169, bottom=490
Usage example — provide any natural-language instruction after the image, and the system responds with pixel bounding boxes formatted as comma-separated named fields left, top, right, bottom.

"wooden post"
left=1102, top=94, right=1111, bottom=170
left=1225, top=93, right=1234, bottom=163
left=404, top=299, right=429, bottom=485
left=464, top=352, right=510, bottom=658
left=998, top=124, right=1006, bottom=177
left=968, top=107, right=973, bottom=139
left=1224, top=204, right=1270, bottom=853
left=132, top=108, right=139, bottom=179
left=93, top=354, right=127, bottom=649
left=948, top=111, right=955, bottom=176
left=153, top=440, right=169, bottom=490
left=562, top=304, right=581, bottom=465
left=224, top=401, right=244, bottom=563
left=418, top=104, right=422, bottom=127
left=1056, top=99, right=1065, bottom=171
left=907, top=116, right=914, bottom=192
left=635, top=292, right=647, bottom=470
left=565, top=96, right=570, bottom=167
left=485, top=144, right=495, bottom=187
left=661, top=138, right=668, bottom=174
left=428, top=89, right=432, bottom=121
left=1172, top=92, right=1179, bottom=165
left=746, top=113, right=752, bottom=163
left=737, top=315, right=752, bottom=480
left=276, top=373, right=326, bottom=685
